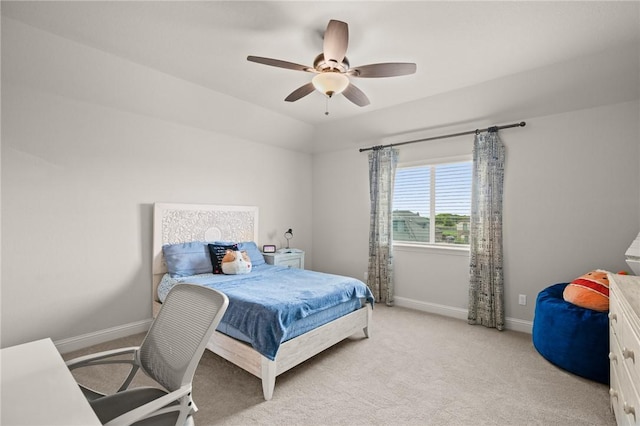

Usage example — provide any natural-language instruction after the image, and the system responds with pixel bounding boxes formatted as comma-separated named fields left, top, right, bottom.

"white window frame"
left=393, top=155, right=472, bottom=251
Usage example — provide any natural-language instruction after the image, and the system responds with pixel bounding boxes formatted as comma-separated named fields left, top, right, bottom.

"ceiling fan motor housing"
left=313, top=53, right=349, bottom=73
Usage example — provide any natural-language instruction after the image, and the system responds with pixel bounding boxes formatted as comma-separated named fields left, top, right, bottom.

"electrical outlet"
left=519, top=294, right=527, bottom=306
left=363, top=272, right=368, bottom=281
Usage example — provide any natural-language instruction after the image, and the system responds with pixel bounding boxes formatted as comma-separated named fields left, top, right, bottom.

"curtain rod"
left=358, top=121, right=526, bottom=152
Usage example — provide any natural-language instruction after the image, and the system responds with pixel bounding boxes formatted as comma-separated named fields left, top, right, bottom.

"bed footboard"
left=206, top=302, right=372, bottom=400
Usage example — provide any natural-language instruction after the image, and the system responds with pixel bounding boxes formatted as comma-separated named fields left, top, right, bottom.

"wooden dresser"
left=609, top=273, right=640, bottom=425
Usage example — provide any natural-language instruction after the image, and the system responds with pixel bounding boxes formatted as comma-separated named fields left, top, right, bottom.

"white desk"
left=1, top=338, right=101, bottom=425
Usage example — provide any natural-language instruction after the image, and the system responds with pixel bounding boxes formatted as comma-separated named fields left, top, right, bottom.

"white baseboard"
left=504, top=317, right=534, bottom=334
left=54, top=318, right=153, bottom=354
left=393, top=296, right=533, bottom=334
left=54, top=298, right=533, bottom=354
left=394, top=296, right=468, bottom=321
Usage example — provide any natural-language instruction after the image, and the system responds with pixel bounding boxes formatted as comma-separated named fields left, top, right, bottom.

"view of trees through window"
left=393, top=162, right=472, bottom=245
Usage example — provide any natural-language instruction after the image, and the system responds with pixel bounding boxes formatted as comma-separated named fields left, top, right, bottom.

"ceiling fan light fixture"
left=312, top=72, right=349, bottom=97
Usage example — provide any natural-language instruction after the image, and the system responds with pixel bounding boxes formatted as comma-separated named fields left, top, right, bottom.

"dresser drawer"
left=612, top=285, right=640, bottom=390
left=611, top=358, right=640, bottom=426
left=618, top=310, right=640, bottom=392
left=611, top=295, right=623, bottom=340
left=611, top=361, right=640, bottom=426
left=609, top=274, right=640, bottom=426
left=610, top=361, right=628, bottom=425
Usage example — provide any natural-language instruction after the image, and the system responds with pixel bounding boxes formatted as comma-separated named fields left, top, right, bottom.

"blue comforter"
left=158, top=264, right=374, bottom=360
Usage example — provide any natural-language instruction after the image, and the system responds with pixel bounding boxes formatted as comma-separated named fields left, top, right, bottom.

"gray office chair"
left=66, top=284, right=229, bottom=426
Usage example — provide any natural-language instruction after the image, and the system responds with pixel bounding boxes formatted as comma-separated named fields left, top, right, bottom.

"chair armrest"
left=102, top=385, right=193, bottom=426
left=66, top=347, right=139, bottom=370
left=67, top=346, right=142, bottom=394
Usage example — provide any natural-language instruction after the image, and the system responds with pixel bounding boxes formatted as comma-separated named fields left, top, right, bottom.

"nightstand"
left=263, top=251, right=305, bottom=269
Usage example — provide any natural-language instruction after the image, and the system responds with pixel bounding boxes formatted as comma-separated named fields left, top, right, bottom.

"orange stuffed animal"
left=562, top=269, right=610, bottom=312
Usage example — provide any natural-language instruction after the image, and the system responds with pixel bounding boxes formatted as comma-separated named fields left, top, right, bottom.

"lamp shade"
left=312, top=72, right=349, bottom=97
left=284, top=228, right=293, bottom=249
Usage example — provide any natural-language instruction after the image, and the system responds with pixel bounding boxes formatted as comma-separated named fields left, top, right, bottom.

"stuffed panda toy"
left=221, top=249, right=252, bottom=275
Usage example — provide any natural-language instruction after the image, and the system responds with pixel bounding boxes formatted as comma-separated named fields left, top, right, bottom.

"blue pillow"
left=238, top=241, right=266, bottom=266
left=214, top=241, right=265, bottom=266
left=162, top=242, right=212, bottom=278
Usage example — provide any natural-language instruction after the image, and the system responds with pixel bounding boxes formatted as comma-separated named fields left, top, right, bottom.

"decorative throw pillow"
left=562, top=269, right=610, bottom=312
left=221, top=250, right=252, bottom=275
left=207, top=243, right=238, bottom=274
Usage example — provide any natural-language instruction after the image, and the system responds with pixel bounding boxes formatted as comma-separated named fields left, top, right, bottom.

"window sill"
left=393, top=242, right=470, bottom=257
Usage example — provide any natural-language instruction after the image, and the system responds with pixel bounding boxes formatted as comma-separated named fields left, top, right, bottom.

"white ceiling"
left=2, top=1, right=639, bottom=142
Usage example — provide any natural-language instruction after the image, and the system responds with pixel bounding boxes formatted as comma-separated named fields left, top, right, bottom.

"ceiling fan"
left=247, top=19, right=417, bottom=108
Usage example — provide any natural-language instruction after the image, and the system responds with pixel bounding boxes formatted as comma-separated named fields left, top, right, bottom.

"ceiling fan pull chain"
left=325, top=96, right=330, bottom=116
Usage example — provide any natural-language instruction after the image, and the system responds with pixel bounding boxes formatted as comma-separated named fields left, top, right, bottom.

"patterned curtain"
left=367, top=147, right=399, bottom=305
left=468, top=130, right=505, bottom=330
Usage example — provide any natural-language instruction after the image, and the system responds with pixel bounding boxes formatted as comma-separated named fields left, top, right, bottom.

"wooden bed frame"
left=152, top=202, right=372, bottom=400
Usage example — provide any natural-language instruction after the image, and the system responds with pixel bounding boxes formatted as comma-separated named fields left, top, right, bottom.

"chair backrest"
left=138, top=284, right=229, bottom=392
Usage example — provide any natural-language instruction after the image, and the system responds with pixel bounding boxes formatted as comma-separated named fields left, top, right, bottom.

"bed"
left=152, top=203, right=373, bottom=400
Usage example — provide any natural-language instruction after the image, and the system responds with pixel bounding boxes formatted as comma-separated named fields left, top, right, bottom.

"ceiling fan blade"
left=285, top=82, right=316, bottom=102
left=323, top=20, right=349, bottom=66
left=247, top=56, right=312, bottom=72
left=349, top=63, right=417, bottom=78
left=342, top=83, right=370, bottom=107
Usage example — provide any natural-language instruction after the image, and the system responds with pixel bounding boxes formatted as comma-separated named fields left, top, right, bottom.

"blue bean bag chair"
left=532, top=283, right=609, bottom=384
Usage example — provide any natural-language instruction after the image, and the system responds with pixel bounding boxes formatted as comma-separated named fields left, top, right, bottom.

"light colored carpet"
left=65, top=305, right=615, bottom=425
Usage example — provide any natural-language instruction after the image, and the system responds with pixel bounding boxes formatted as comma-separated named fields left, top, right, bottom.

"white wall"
left=312, top=100, right=640, bottom=329
left=1, top=19, right=314, bottom=349
left=2, top=16, right=639, bottom=349
left=502, top=102, right=638, bottom=322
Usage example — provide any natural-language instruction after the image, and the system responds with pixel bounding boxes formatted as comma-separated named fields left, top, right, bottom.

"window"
left=393, top=160, right=472, bottom=246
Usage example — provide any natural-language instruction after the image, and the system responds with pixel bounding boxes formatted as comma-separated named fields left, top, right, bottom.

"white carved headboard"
left=152, top=203, right=259, bottom=303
